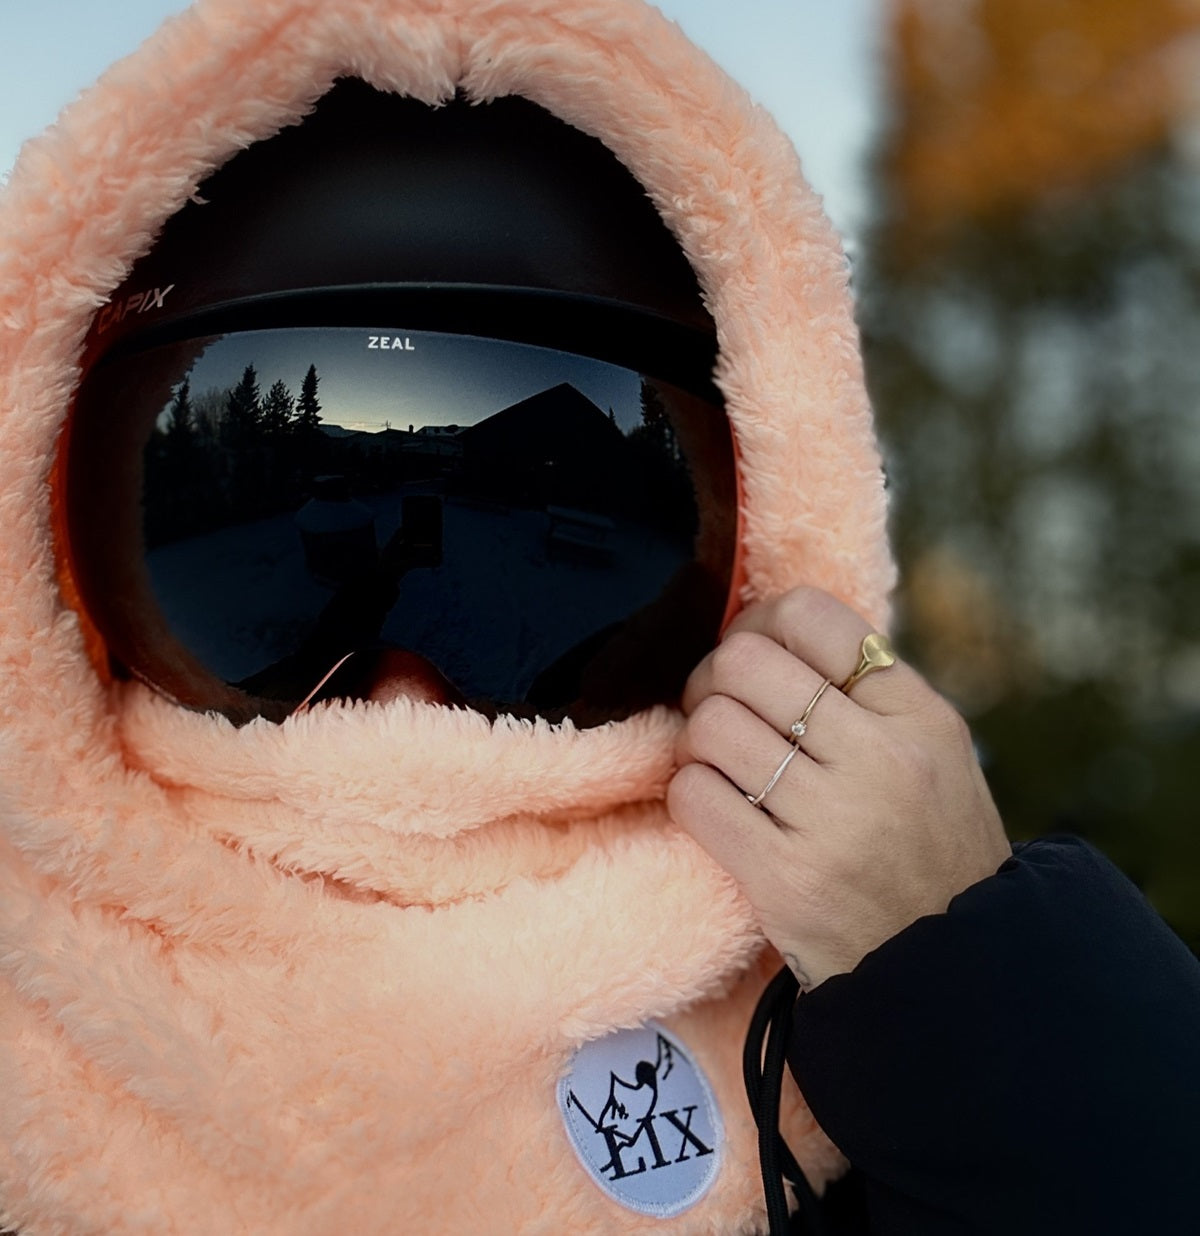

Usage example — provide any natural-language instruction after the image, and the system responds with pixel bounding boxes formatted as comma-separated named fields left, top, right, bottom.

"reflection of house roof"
left=459, top=383, right=622, bottom=451
left=315, top=386, right=623, bottom=460
left=318, top=425, right=422, bottom=449
left=404, top=436, right=461, bottom=457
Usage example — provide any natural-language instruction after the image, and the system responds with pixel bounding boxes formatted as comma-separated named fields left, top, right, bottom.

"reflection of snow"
left=147, top=513, right=330, bottom=682
left=146, top=485, right=686, bottom=699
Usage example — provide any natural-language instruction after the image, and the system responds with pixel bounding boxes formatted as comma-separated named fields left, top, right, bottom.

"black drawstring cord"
left=744, top=966, right=832, bottom=1236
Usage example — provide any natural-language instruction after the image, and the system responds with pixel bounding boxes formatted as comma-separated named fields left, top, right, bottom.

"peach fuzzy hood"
left=0, top=1, right=894, bottom=1233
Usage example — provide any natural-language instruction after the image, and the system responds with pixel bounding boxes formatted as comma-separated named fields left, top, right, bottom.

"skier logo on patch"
left=557, top=1022, right=722, bottom=1218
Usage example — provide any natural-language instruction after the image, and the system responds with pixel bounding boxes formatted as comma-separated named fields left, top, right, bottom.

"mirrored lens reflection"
left=135, top=328, right=730, bottom=714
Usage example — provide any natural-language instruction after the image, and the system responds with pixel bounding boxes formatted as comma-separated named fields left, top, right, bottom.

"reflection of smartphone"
left=402, top=495, right=443, bottom=568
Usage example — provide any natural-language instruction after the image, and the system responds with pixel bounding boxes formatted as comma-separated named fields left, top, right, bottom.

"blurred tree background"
left=860, top=0, right=1200, bottom=950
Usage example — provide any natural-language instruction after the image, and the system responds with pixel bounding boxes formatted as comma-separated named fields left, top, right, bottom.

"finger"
left=722, top=586, right=924, bottom=716
left=667, top=760, right=792, bottom=890
left=682, top=630, right=870, bottom=766
left=678, top=691, right=820, bottom=827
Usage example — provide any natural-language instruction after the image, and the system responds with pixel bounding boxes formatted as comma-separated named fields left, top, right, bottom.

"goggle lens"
left=65, top=327, right=738, bottom=725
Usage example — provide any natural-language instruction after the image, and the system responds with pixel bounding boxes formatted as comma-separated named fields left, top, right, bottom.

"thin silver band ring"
left=745, top=744, right=801, bottom=808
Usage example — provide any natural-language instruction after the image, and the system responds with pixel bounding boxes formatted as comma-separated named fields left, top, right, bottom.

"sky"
left=0, top=0, right=885, bottom=248
left=160, top=328, right=649, bottom=434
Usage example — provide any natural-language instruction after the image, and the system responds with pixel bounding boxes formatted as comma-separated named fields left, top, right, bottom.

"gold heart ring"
left=839, top=633, right=896, bottom=695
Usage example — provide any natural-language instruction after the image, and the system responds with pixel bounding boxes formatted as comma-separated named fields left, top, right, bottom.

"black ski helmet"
left=61, top=80, right=740, bottom=726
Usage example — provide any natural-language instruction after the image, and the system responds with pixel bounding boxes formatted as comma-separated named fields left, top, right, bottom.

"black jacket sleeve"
left=786, top=834, right=1200, bottom=1235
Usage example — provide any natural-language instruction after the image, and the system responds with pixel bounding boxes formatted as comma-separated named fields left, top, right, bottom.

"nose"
left=294, top=646, right=467, bottom=713
left=362, top=647, right=467, bottom=708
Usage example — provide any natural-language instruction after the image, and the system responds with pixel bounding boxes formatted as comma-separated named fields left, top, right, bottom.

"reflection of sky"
left=184, top=328, right=645, bottom=433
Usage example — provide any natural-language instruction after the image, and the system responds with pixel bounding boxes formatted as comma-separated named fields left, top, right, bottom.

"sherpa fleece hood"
left=0, top=2, right=894, bottom=1232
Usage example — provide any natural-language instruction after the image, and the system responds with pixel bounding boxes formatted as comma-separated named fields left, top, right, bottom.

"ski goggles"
left=61, top=321, right=741, bottom=727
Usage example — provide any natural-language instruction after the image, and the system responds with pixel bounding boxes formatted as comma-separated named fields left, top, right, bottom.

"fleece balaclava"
left=0, top=2, right=894, bottom=1233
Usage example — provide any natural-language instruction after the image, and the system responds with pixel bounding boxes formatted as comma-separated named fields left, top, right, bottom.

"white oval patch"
left=557, top=1022, right=723, bottom=1218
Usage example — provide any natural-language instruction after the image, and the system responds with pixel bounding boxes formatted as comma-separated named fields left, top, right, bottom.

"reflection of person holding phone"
left=2, top=2, right=1198, bottom=1234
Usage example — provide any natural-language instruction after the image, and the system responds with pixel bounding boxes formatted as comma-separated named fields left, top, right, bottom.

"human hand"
left=668, top=586, right=1012, bottom=991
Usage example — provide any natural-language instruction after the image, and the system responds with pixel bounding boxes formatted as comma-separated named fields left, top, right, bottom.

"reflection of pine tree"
left=191, top=386, right=226, bottom=443
left=295, top=363, right=322, bottom=433
left=146, top=379, right=205, bottom=546
left=144, top=365, right=332, bottom=548
left=623, top=380, right=694, bottom=544
left=226, top=364, right=262, bottom=443
left=262, top=378, right=294, bottom=435
left=635, top=379, right=679, bottom=461
left=165, top=379, right=193, bottom=445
